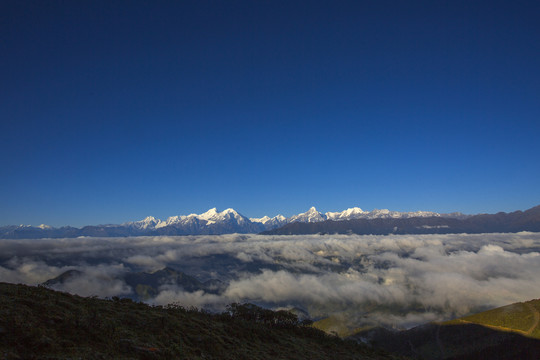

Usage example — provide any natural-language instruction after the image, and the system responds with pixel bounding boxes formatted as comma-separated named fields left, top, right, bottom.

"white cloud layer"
left=1, top=232, right=539, bottom=329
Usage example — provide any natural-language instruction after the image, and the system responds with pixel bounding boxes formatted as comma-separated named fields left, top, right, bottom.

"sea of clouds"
left=1, top=232, right=539, bottom=329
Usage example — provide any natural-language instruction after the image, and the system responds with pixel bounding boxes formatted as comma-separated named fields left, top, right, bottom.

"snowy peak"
left=250, top=215, right=271, bottom=223
left=370, top=209, right=391, bottom=217
left=326, top=207, right=365, bottom=221
left=250, top=214, right=288, bottom=228
left=198, top=208, right=248, bottom=224
left=125, top=216, right=161, bottom=230
left=221, top=208, right=250, bottom=224
left=342, top=207, right=365, bottom=216
left=141, top=216, right=159, bottom=224
left=290, top=207, right=327, bottom=223
left=222, top=208, right=245, bottom=219
left=154, top=215, right=186, bottom=228
left=199, top=208, right=220, bottom=220
left=367, top=209, right=440, bottom=219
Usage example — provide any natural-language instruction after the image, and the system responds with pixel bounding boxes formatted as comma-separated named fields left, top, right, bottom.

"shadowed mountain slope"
left=0, top=282, right=403, bottom=360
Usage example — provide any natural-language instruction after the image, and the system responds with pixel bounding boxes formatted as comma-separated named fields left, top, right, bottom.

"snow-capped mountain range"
left=126, top=206, right=454, bottom=231
left=0, top=206, right=468, bottom=239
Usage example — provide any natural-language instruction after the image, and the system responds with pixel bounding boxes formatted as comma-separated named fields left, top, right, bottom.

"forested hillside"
left=0, top=282, right=401, bottom=359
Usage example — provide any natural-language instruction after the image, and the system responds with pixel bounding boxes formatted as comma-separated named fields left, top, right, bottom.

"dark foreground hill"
left=263, top=205, right=540, bottom=235
left=0, top=282, right=402, bottom=360
left=353, top=299, right=540, bottom=360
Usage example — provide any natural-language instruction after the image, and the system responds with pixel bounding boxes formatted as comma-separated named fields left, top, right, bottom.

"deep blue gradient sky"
left=2, top=1, right=540, bottom=227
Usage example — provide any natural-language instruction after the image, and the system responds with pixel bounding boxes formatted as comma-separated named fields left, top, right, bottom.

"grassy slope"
left=353, top=299, right=540, bottom=360
left=444, top=299, right=540, bottom=338
left=313, top=314, right=369, bottom=338
left=0, top=282, right=403, bottom=360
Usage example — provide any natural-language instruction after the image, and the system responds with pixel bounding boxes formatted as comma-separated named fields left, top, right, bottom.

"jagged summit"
left=251, top=215, right=271, bottom=223
left=250, top=214, right=288, bottom=228
left=124, top=215, right=161, bottom=230
left=199, top=208, right=219, bottom=219
left=326, top=207, right=365, bottom=221
left=289, top=207, right=326, bottom=223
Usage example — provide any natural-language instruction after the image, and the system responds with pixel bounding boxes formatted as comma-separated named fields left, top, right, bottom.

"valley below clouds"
left=1, top=233, right=540, bottom=330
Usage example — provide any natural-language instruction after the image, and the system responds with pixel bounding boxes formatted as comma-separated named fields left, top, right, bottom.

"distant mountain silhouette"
left=262, top=205, right=540, bottom=235
left=42, top=267, right=226, bottom=302
left=124, top=267, right=226, bottom=300
left=42, top=269, right=83, bottom=287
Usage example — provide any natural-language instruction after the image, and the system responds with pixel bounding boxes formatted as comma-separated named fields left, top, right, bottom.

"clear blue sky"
left=1, top=1, right=539, bottom=227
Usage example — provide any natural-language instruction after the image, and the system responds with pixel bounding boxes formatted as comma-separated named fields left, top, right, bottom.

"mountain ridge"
left=262, top=205, right=540, bottom=235
left=4, top=205, right=537, bottom=239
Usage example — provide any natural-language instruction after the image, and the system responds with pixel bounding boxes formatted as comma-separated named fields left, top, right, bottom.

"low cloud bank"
left=1, top=232, right=539, bottom=328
